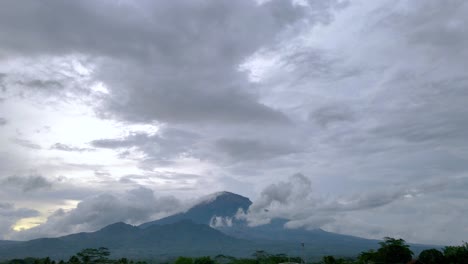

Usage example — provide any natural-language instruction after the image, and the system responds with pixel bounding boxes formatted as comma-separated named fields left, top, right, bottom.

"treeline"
left=0, top=247, right=146, bottom=264
left=1, top=238, right=467, bottom=264
left=319, top=237, right=468, bottom=264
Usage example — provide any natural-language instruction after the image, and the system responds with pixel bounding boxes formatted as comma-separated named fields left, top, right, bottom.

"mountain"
left=0, top=220, right=254, bottom=260
left=0, top=191, right=435, bottom=261
left=137, top=192, right=385, bottom=256
left=140, top=191, right=251, bottom=228
left=0, top=240, right=20, bottom=246
left=139, top=192, right=432, bottom=256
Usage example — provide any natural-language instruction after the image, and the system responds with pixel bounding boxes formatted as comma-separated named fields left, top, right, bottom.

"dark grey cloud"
left=99, top=79, right=290, bottom=125
left=0, top=176, right=104, bottom=207
left=12, top=187, right=182, bottom=240
left=16, top=79, right=63, bottom=91
left=0, top=0, right=297, bottom=57
left=91, top=132, right=152, bottom=149
left=0, top=203, right=39, bottom=218
left=309, top=104, right=354, bottom=127
left=214, top=138, right=300, bottom=161
left=239, top=173, right=451, bottom=231
left=0, top=203, right=39, bottom=239
left=2, top=175, right=53, bottom=192
left=91, top=128, right=201, bottom=163
left=0, top=117, right=6, bottom=126
left=0, top=0, right=330, bottom=125
left=91, top=128, right=301, bottom=167
left=50, top=143, right=94, bottom=152
left=0, top=73, right=6, bottom=91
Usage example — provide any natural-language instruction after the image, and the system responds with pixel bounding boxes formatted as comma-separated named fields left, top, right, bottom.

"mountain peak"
left=98, top=222, right=136, bottom=233
left=197, top=191, right=250, bottom=205
left=139, top=191, right=252, bottom=228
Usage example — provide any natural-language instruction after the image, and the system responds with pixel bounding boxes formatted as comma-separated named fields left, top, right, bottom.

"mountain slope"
left=0, top=220, right=254, bottom=260
left=140, top=192, right=433, bottom=257
left=140, top=191, right=251, bottom=228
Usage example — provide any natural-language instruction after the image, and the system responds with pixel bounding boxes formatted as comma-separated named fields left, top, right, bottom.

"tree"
left=175, top=257, right=193, bottom=264
left=322, top=256, right=336, bottom=264
left=443, top=242, right=468, bottom=264
left=214, top=255, right=236, bottom=264
left=69, top=256, right=81, bottom=264
left=357, top=249, right=377, bottom=264
left=252, top=251, right=268, bottom=261
left=418, top=249, right=445, bottom=264
left=116, top=258, right=128, bottom=264
left=193, top=257, right=214, bottom=264
left=375, top=237, right=413, bottom=264
left=77, top=247, right=111, bottom=264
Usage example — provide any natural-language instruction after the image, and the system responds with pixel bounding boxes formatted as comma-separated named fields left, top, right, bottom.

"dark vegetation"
left=1, top=238, right=467, bottom=264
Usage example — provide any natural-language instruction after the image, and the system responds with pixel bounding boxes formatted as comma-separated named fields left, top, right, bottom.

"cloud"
left=0, top=0, right=326, bottom=125
left=215, top=138, right=300, bottom=161
left=0, top=0, right=467, bottom=245
left=16, top=79, right=63, bottom=91
left=10, top=138, right=41, bottom=150
left=0, top=203, right=39, bottom=239
left=118, top=172, right=202, bottom=190
left=91, top=132, right=153, bottom=149
left=0, top=117, right=6, bottom=126
left=50, top=143, right=94, bottom=152
left=309, top=104, right=354, bottom=127
left=0, top=203, right=39, bottom=218
left=238, top=173, right=449, bottom=231
left=2, top=175, right=53, bottom=192
left=91, top=128, right=201, bottom=163
left=12, top=187, right=182, bottom=240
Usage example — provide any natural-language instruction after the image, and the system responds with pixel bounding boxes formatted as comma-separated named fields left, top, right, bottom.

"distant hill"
left=0, top=220, right=254, bottom=260
left=0, top=240, right=20, bottom=246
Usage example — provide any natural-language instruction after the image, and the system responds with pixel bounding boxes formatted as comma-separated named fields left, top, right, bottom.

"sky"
left=0, top=0, right=467, bottom=245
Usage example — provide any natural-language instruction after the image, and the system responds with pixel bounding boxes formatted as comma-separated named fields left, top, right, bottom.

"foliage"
left=250, top=251, right=302, bottom=264
left=68, top=256, right=80, bottom=264
left=174, top=257, right=193, bottom=264
left=375, top=237, right=413, bottom=264
left=214, top=255, right=236, bottom=264
left=77, top=247, right=111, bottom=264
left=193, top=257, right=214, bottom=264
left=443, top=242, right=468, bottom=264
left=418, top=248, right=445, bottom=264
left=4, top=241, right=468, bottom=264
left=322, top=256, right=336, bottom=264
left=356, top=249, right=376, bottom=264
left=321, top=256, right=354, bottom=264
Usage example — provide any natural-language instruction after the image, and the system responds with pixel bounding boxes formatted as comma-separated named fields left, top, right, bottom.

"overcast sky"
left=0, top=0, right=467, bottom=245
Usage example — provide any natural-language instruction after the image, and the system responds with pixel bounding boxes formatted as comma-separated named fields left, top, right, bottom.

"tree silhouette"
left=175, top=257, right=193, bottom=264
left=77, top=247, right=111, bottom=264
left=193, top=257, right=214, bottom=264
left=418, top=248, right=445, bottom=264
left=322, top=255, right=337, bottom=264
left=443, top=242, right=468, bottom=264
left=376, top=237, right=413, bottom=264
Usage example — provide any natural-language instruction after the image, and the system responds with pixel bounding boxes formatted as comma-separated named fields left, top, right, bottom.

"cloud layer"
left=0, top=0, right=467, bottom=245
